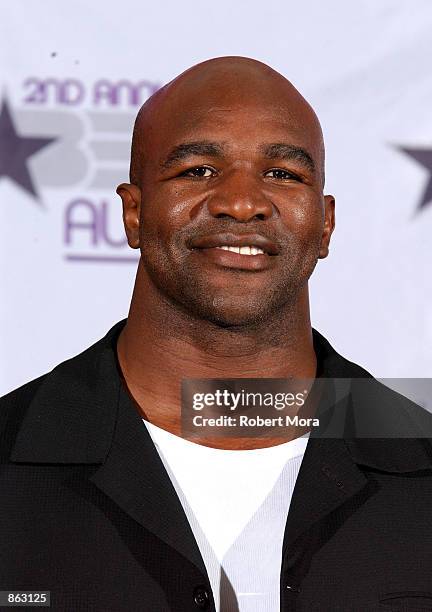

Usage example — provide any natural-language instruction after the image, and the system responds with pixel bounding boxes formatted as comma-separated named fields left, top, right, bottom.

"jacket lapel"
left=283, top=436, right=368, bottom=556
left=88, top=384, right=208, bottom=573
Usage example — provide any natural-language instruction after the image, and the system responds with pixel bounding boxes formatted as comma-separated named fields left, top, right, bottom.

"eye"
left=264, top=168, right=301, bottom=181
left=181, top=166, right=215, bottom=178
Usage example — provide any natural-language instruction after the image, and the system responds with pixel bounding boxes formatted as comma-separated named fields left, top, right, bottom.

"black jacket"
left=1, top=320, right=432, bottom=612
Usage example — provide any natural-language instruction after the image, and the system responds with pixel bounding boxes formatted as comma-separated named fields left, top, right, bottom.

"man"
left=1, top=56, right=432, bottom=612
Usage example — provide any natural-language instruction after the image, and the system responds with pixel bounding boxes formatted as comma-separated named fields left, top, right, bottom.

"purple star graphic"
left=398, top=147, right=432, bottom=214
left=0, top=98, right=56, bottom=201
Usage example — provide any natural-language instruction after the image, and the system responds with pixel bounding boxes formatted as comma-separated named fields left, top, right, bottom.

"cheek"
left=139, top=196, right=183, bottom=248
left=140, top=183, right=197, bottom=242
left=278, top=190, right=323, bottom=241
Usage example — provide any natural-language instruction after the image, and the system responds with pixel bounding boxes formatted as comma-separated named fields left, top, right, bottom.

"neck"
left=117, top=260, right=317, bottom=449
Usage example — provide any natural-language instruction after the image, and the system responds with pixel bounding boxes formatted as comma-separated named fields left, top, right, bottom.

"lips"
left=188, top=232, right=279, bottom=271
left=189, top=232, right=279, bottom=255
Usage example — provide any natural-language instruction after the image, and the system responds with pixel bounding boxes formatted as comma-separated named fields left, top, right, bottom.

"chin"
left=193, top=300, right=273, bottom=329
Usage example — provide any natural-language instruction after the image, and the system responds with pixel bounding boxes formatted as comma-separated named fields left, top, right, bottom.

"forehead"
left=146, top=99, right=322, bottom=161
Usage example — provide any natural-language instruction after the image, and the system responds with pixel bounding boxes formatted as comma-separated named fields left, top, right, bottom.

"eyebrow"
left=159, top=140, right=315, bottom=174
left=160, top=142, right=224, bottom=169
left=261, top=143, right=315, bottom=173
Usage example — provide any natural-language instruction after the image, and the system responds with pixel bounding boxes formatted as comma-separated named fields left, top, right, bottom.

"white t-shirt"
left=143, top=419, right=310, bottom=611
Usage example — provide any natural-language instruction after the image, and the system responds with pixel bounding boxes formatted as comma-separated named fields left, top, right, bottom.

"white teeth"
left=214, top=245, right=265, bottom=255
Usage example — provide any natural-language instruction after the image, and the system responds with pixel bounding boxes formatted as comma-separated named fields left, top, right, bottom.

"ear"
left=318, top=195, right=335, bottom=259
left=116, top=183, right=142, bottom=249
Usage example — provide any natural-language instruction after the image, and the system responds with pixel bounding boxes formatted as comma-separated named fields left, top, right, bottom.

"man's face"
left=123, top=92, right=334, bottom=327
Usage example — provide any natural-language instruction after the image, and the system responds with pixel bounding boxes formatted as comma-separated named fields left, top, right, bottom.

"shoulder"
left=0, top=373, right=48, bottom=426
left=312, top=328, right=432, bottom=441
left=0, top=319, right=126, bottom=448
left=0, top=340, right=96, bottom=412
left=0, top=374, right=49, bottom=461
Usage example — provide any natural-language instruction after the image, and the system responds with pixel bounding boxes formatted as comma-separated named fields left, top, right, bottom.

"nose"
left=206, top=171, right=274, bottom=222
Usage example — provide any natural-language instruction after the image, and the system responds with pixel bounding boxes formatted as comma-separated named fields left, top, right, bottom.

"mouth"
left=188, top=233, right=279, bottom=271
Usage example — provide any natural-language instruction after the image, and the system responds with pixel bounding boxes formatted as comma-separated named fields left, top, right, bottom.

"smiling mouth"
left=189, top=233, right=279, bottom=254
left=190, top=244, right=277, bottom=272
left=188, top=233, right=279, bottom=270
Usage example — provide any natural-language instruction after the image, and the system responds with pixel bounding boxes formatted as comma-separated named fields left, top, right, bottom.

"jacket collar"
left=10, top=319, right=432, bottom=473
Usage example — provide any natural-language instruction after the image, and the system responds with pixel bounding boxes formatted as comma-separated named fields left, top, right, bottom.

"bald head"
left=129, top=56, right=325, bottom=188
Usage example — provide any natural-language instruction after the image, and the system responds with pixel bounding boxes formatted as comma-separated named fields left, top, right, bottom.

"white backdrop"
left=1, top=0, right=431, bottom=396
